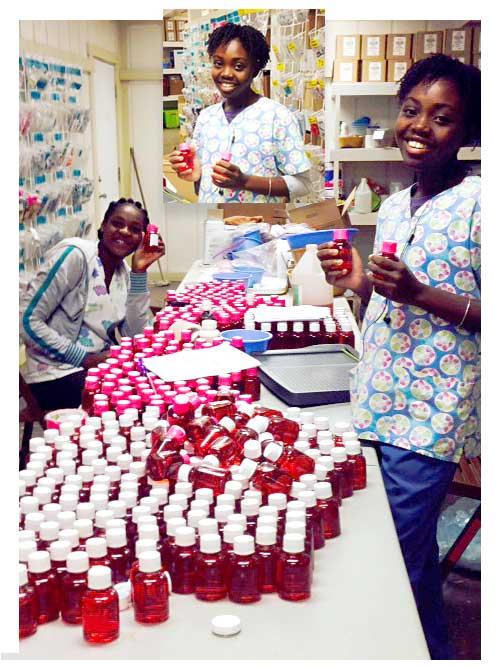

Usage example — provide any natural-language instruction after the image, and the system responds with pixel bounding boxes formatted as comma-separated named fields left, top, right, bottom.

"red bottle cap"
left=382, top=240, right=397, bottom=254
left=333, top=228, right=350, bottom=241
left=146, top=224, right=158, bottom=233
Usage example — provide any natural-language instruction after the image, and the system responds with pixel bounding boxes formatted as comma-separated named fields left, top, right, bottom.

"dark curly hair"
left=207, top=23, right=270, bottom=75
left=98, top=198, right=149, bottom=240
left=397, top=53, right=481, bottom=146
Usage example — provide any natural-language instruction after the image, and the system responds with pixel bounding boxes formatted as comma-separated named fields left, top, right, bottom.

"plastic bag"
left=228, top=238, right=289, bottom=279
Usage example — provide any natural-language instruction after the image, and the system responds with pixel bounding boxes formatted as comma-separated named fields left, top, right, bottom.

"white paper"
left=143, top=343, right=260, bottom=382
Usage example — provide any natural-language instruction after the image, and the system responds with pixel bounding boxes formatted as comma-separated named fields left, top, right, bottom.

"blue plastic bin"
left=231, top=265, right=265, bottom=287
left=285, top=228, right=360, bottom=250
left=212, top=272, right=252, bottom=288
left=221, top=328, right=272, bottom=354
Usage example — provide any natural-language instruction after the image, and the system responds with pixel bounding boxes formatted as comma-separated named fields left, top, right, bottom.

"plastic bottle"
left=222, top=523, right=245, bottom=555
left=241, top=459, right=293, bottom=497
left=226, top=535, right=261, bottom=604
left=263, top=442, right=315, bottom=480
left=60, top=551, right=89, bottom=624
left=82, top=565, right=119, bottom=643
left=243, top=367, right=261, bottom=401
left=49, top=540, right=72, bottom=582
left=194, top=533, right=227, bottom=601
left=106, top=528, right=132, bottom=584
left=177, top=463, right=231, bottom=497
left=290, top=244, right=333, bottom=307
left=276, top=533, right=311, bottom=601
left=195, top=417, right=235, bottom=457
left=255, top=526, right=279, bottom=593
left=373, top=240, right=398, bottom=280
left=178, top=142, right=194, bottom=173
left=298, top=490, right=325, bottom=550
left=313, top=481, right=341, bottom=539
left=19, top=563, right=38, bottom=638
left=143, top=224, right=160, bottom=253
left=240, top=498, right=260, bottom=536
left=27, top=551, right=60, bottom=623
left=170, top=526, right=197, bottom=594
left=331, top=447, right=354, bottom=498
left=345, top=440, right=367, bottom=490
left=354, top=177, right=372, bottom=214
left=332, top=228, right=353, bottom=274
left=132, top=551, right=169, bottom=623
left=86, top=537, right=112, bottom=569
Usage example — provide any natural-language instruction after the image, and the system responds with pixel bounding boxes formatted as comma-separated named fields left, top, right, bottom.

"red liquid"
left=267, top=416, right=300, bottom=446
left=81, top=378, right=100, bottom=414
left=195, top=423, right=233, bottom=457
left=243, top=368, right=261, bottom=401
left=274, top=447, right=315, bottom=480
left=333, top=460, right=354, bottom=498
left=167, top=397, right=195, bottom=429
left=170, top=545, right=196, bottom=594
left=19, top=583, right=38, bottom=638
left=82, top=586, right=119, bottom=643
left=88, top=554, right=112, bottom=569
left=317, top=497, right=341, bottom=539
left=252, top=462, right=293, bottom=496
left=178, top=144, right=194, bottom=173
left=108, top=545, right=132, bottom=584
left=347, top=453, right=367, bottom=490
left=185, top=415, right=217, bottom=446
left=60, top=570, right=88, bottom=624
left=226, top=552, right=261, bottom=603
left=201, top=400, right=236, bottom=419
left=132, top=570, right=169, bottom=623
left=306, top=504, right=325, bottom=550
left=373, top=247, right=397, bottom=281
left=194, top=551, right=227, bottom=601
left=276, top=550, right=311, bottom=601
left=143, top=225, right=160, bottom=254
left=207, top=436, right=237, bottom=466
left=332, top=238, right=352, bottom=274
left=256, top=544, right=279, bottom=593
left=252, top=406, right=282, bottom=418
left=192, top=465, right=231, bottom=497
left=28, top=570, right=60, bottom=623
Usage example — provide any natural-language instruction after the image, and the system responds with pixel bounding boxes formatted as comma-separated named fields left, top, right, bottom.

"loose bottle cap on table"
left=88, top=565, right=112, bottom=590
left=211, top=614, right=241, bottom=637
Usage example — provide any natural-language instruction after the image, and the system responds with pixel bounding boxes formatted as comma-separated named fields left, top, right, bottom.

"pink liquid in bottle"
left=246, top=460, right=293, bottom=497
left=185, top=415, right=217, bottom=446
left=178, top=143, right=194, bottom=173
left=332, top=448, right=354, bottom=498
left=243, top=367, right=261, bottom=401
left=143, top=224, right=160, bottom=254
left=267, top=415, right=300, bottom=446
left=276, top=533, right=311, bottom=601
left=298, top=490, right=325, bottom=550
left=132, top=552, right=169, bottom=624
left=226, top=535, right=261, bottom=604
left=106, top=528, right=132, bottom=584
left=195, top=418, right=235, bottom=457
left=332, top=228, right=353, bottom=274
left=167, top=395, right=195, bottom=428
left=19, top=564, right=38, bottom=638
left=373, top=240, right=398, bottom=280
left=264, top=442, right=315, bottom=480
left=194, top=533, right=227, bottom=601
left=82, top=566, right=119, bottom=643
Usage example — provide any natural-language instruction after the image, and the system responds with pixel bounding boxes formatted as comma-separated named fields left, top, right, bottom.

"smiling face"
left=99, top=203, right=145, bottom=259
left=395, top=78, right=467, bottom=171
left=211, top=38, right=255, bottom=100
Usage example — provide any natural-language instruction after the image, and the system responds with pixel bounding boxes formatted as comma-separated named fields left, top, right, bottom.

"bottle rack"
left=19, top=52, right=94, bottom=287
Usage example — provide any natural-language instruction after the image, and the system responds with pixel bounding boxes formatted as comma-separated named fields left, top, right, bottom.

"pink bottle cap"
left=221, top=151, right=232, bottom=162
left=179, top=143, right=190, bottom=151
left=382, top=240, right=397, bottom=254
left=333, top=228, right=350, bottom=241
left=147, top=224, right=158, bottom=233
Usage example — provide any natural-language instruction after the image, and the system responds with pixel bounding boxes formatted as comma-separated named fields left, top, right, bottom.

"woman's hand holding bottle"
left=131, top=233, right=166, bottom=273
left=317, top=243, right=367, bottom=294
left=167, top=144, right=201, bottom=182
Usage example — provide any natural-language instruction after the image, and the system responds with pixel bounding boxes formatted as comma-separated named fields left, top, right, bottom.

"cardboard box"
left=288, top=199, right=350, bottom=231
left=413, top=31, right=444, bottom=60
left=167, top=75, right=184, bottom=95
left=472, top=25, right=481, bottom=53
left=444, top=27, right=473, bottom=63
left=336, top=34, right=361, bottom=60
left=218, top=203, right=287, bottom=225
left=387, top=59, right=413, bottom=82
left=165, top=30, right=177, bottom=42
left=362, top=34, right=387, bottom=60
left=333, top=60, right=361, bottom=82
left=175, top=19, right=188, bottom=40
left=386, top=34, right=413, bottom=60
left=164, top=18, right=175, bottom=41
left=361, top=59, right=387, bottom=83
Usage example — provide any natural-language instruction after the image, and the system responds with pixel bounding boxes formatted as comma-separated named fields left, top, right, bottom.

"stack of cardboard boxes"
left=333, top=23, right=481, bottom=83
left=163, top=17, right=188, bottom=42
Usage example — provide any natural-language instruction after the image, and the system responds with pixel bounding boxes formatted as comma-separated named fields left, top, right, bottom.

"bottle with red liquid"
left=106, top=528, right=132, bottom=583
left=60, top=551, right=89, bottom=624
left=331, top=447, right=354, bottom=498
left=201, top=399, right=236, bottom=420
left=19, top=564, right=38, bottom=638
left=345, top=440, right=367, bottom=490
left=313, top=481, right=341, bottom=539
left=132, top=551, right=169, bottom=624
left=170, top=526, right=197, bottom=594
left=27, top=551, right=60, bottom=623
left=332, top=228, right=353, bottom=274
left=226, top=535, right=261, bottom=604
left=298, top=490, right=325, bottom=550
left=86, top=537, right=112, bottom=569
left=307, top=321, right=323, bottom=347
left=255, top=525, right=279, bottom=593
left=240, top=498, right=259, bottom=536
left=184, top=415, right=217, bottom=447
left=290, top=321, right=306, bottom=349
left=177, top=463, right=231, bottom=498
left=240, top=459, right=293, bottom=497
left=129, top=538, right=159, bottom=593
left=167, top=395, right=195, bottom=428
left=82, top=565, right=119, bottom=644
left=274, top=321, right=290, bottom=350
left=146, top=426, right=186, bottom=486
left=263, top=442, right=315, bottom=480
left=49, top=539, right=72, bottom=583
left=243, top=367, right=261, bottom=401
left=81, top=377, right=100, bottom=414
left=178, top=142, right=194, bottom=173
left=373, top=240, right=398, bottom=280
left=276, top=533, right=311, bottom=601
left=194, top=533, right=227, bottom=601
left=194, top=417, right=235, bottom=457
left=143, top=224, right=160, bottom=254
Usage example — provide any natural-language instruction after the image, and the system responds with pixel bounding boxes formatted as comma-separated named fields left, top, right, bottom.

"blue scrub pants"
left=367, top=442, right=458, bottom=660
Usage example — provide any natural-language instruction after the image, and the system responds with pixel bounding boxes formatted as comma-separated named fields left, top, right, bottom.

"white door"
left=92, top=58, right=120, bottom=221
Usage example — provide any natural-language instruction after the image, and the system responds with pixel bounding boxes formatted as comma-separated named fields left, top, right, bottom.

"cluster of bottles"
left=245, top=313, right=355, bottom=350
left=157, top=281, right=285, bottom=335
left=18, top=394, right=366, bottom=642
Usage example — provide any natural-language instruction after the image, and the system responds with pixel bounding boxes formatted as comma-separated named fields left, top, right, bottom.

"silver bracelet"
left=457, top=297, right=472, bottom=328
left=267, top=178, right=272, bottom=198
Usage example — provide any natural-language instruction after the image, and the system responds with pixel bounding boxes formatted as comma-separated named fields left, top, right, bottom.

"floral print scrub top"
left=192, top=96, right=311, bottom=203
left=351, top=175, right=481, bottom=463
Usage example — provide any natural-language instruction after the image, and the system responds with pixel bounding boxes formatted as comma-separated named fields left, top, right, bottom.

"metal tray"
left=255, top=344, right=359, bottom=407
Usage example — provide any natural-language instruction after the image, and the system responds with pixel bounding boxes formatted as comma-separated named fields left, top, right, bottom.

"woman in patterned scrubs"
left=168, top=23, right=311, bottom=203
left=318, top=54, right=480, bottom=660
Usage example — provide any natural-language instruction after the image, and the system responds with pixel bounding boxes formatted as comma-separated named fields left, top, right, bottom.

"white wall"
left=163, top=203, right=208, bottom=277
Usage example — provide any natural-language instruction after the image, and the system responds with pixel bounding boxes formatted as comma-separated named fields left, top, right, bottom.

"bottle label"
left=148, top=233, right=159, bottom=247
left=292, top=284, right=301, bottom=306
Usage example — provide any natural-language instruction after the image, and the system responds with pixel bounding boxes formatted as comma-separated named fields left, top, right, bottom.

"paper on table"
left=251, top=305, right=331, bottom=322
left=143, top=344, right=260, bottom=382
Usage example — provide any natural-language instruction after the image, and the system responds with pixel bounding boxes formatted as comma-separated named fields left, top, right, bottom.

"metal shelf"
left=331, top=82, right=398, bottom=97
left=163, top=41, right=184, bottom=48
left=348, top=212, right=378, bottom=226
left=332, top=147, right=481, bottom=162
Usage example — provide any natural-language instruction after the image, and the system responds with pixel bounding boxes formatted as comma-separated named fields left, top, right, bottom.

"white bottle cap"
left=314, top=416, right=330, bottom=430
left=54, top=435, right=70, bottom=451
left=176, top=464, right=194, bottom=484
left=318, top=455, right=334, bottom=471
left=110, top=434, right=127, bottom=451
left=299, top=474, right=317, bottom=490
left=74, top=518, right=93, bottom=539
left=235, top=401, right=254, bottom=417
left=187, top=509, right=207, bottom=530
left=238, top=458, right=258, bottom=480
left=331, top=447, right=348, bottom=463
left=28, top=550, right=51, bottom=573
left=233, top=534, right=254, bottom=556
left=243, top=440, right=261, bottom=460
left=302, top=424, right=317, bottom=437
left=166, top=517, right=186, bottom=537
left=76, top=465, right=93, bottom=483
left=59, top=494, right=79, bottom=512
left=255, top=525, right=277, bottom=546
left=107, top=518, right=126, bottom=531
left=130, top=441, right=146, bottom=459
left=174, top=480, right=193, bottom=497
left=138, top=523, right=159, bottom=542
left=46, top=467, right=65, bottom=484
left=289, top=482, right=307, bottom=499
left=282, top=533, right=305, bottom=553
left=189, top=456, right=203, bottom=468
left=106, top=527, right=127, bottom=548
left=59, top=459, right=76, bottom=476
left=57, top=510, right=76, bottom=530
left=86, top=536, right=107, bottom=558
left=19, top=541, right=37, bottom=563
left=318, top=440, right=335, bottom=455
left=26, top=461, right=44, bottom=478
left=116, top=453, right=133, bottom=471
left=243, top=488, right=262, bottom=503
left=50, top=538, right=72, bottom=561
left=130, top=426, right=146, bottom=442
left=240, top=498, right=259, bottom=517
left=194, top=487, right=214, bottom=505
left=257, top=515, right=277, bottom=530
left=19, top=563, right=28, bottom=586
left=94, top=509, right=114, bottom=529
left=266, top=492, right=287, bottom=510
left=300, top=411, right=314, bottom=425
left=106, top=500, right=125, bottom=519
left=80, top=424, right=96, bottom=437
left=118, top=413, right=134, bottom=428
left=246, top=416, right=268, bottom=434
left=190, top=499, right=210, bottom=515
left=218, top=416, right=235, bottom=433
left=200, top=532, right=222, bottom=553
left=223, top=480, right=242, bottom=500
left=284, top=521, right=306, bottom=537
left=44, top=428, right=59, bottom=444
left=333, top=421, right=351, bottom=435
left=149, top=488, right=169, bottom=509
left=294, top=441, right=310, bottom=454
left=169, top=493, right=188, bottom=510
left=286, top=510, right=306, bottom=524
left=81, top=450, right=98, bottom=465
left=101, top=466, right=120, bottom=483
left=202, top=455, right=220, bottom=468
left=129, top=461, right=146, bottom=478
left=118, top=491, right=136, bottom=510
left=138, top=551, right=162, bottom=573
left=91, top=459, right=107, bottom=477
left=314, top=463, right=328, bottom=481
left=140, top=449, right=150, bottom=463
left=135, top=538, right=157, bottom=557
left=216, top=493, right=235, bottom=509
left=20, top=496, right=40, bottom=515
left=24, top=511, right=45, bottom=533
left=214, top=505, right=233, bottom=523
left=211, top=614, right=241, bottom=637
left=90, top=494, right=109, bottom=511
left=18, top=479, right=27, bottom=498
left=305, top=449, right=321, bottom=462
left=59, top=527, right=79, bottom=548
left=19, top=529, right=36, bottom=542
left=120, top=481, right=138, bottom=496
left=227, top=513, right=247, bottom=529
left=75, top=502, right=94, bottom=521
left=222, top=523, right=244, bottom=544
left=345, top=440, right=362, bottom=455
left=79, top=433, right=96, bottom=450
left=318, top=430, right=334, bottom=441
left=314, top=481, right=333, bottom=500
left=198, top=518, right=218, bottom=536
left=140, top=496, right=160, bottom=514
left=298, top=490, right=317, bottom=508
left=61, top=443, right=78, bottom=459
left=40, top=503, right=60, bottom=524
left=175, top=525, right=196, bottom=547
left=287, top=499, right=306, bottom=513
left=163, top=504, right=183, bottom=521
left=259, top=504, right=279, bottom=518
left=67, top=551, right=89, bottom=574
left=132, top=505, right=151, bottom=524
left=296, top=431, right=310, bottom=442
left=88, top=565, right=112, bottom=590
left=59, top=421, right=74, bottom=437
left=263, top=442, right=283, bottom=463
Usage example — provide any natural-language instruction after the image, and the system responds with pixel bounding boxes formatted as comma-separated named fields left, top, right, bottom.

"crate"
left=163, top=109, right=180, bottom=129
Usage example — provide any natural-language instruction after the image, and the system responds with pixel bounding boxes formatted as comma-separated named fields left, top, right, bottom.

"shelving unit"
left=331, top=146, right=481, bottom=162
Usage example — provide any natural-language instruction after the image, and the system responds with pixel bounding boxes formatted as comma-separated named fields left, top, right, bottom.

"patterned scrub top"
left=350, top=175, right=481, bottom=463
left=192, top=96, right=311, bottom=203
left=24, top=255, right=129, bottom=383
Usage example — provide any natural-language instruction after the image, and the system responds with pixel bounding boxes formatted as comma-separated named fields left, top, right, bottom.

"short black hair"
left=98, top=198, right=149, bottom=240
left=207, top=23, right=270, bottom=74
left=397, top=53, right=481, bottom=145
